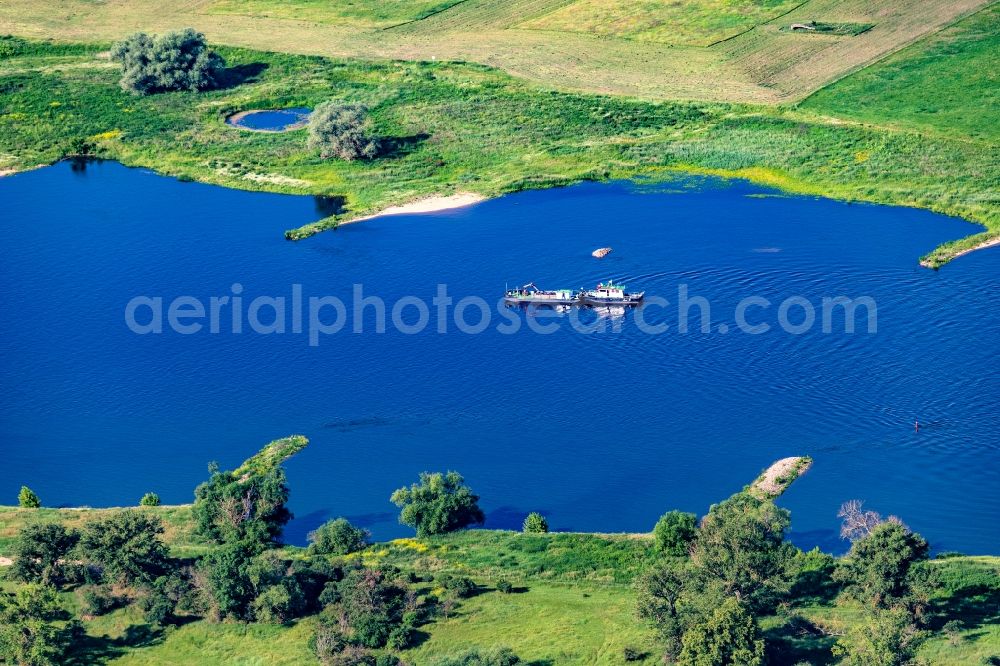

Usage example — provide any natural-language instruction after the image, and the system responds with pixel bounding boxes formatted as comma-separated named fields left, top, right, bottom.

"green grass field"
left=802, top=3, right=1000, bottom=143
left=206, top=0, right=464, bottom=29
left=0, top=0, right=989, bottom=103
left=67, top=565, right=1000, bottom=665
left=363, top=531, right=657, bottom=584
left=518, top=0, right=801, bottom=46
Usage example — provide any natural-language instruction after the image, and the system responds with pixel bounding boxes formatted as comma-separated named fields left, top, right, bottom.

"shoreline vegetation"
left=3, top=443, right=999, bottom=664
left=0, top=25, right=996, bottom=266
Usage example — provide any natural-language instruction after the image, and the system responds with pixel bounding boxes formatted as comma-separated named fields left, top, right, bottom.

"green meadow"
left=803, top=3, right=1000, bottom=143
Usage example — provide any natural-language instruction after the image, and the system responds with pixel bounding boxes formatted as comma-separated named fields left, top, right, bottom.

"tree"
left=832, top=606, right=924, bottom=666
left=308, top=102, right=379, bottom=161
left=522, top=512, right=548, bottom=533
left=78, top=510, right=168, bottom=585
left=140, top=492, right=161, bottom=507
left=193, top=436, right=305, bottom=550
left=838, top=500, right=886, bottom=542
left=0, top=584, right=78, bottom=666
left=390, top=471, right=485, bottom=537
left=9, top=523, right=79, bottom=587
left=677, top=596, right=765, bottom=666
left=637, top=559, right=694, bottom=661
left=689, top=493, right=795, bottom=613
left=309, top=518, right=370, bottom=555
left=431, top=647, right=521, bottom=666
left=834, top=521, right=930, bottom=609
left=110, top=28, right=225, bottom=95
left=653, top=510, right=697, bottom=556
left=201, top=547, right=315, bottom=623
left=18, top=486, right=41, bottom=508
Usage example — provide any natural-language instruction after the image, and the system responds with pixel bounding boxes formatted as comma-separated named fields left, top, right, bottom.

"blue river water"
left=1, top=160, right=998, bottom=553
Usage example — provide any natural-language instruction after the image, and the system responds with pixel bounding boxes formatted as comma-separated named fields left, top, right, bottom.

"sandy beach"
left=349, top=192, right=486, bottom=223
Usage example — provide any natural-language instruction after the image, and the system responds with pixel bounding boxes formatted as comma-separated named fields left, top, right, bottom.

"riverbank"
left=2, top=502, right=998, bottom=664
left=0, top=38, right=996, bottom=266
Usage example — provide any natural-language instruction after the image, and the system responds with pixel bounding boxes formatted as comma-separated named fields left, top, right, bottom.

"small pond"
left=226, top=107, right=311, bottom=131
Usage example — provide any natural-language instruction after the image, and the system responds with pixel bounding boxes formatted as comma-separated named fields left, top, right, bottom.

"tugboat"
left=503, top=282, right=579, bottom=305
left=580, top=279, right=644, bottom=306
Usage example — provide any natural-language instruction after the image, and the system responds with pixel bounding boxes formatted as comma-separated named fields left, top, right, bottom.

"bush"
left=439, top=574, right=476, bottom=599
left=431, top=647, right=521, bottom=666
left=78, top=586, right=120, bottom=617
left=289, top=559, right=341, bottom=614
left=352, top=613, right=394, bottom=648
left=140, top=492, right=161, bottom=506
left=832, top=606, right=923, bottom=665
left=522, top=512, right=548, bottom=533
left=136, top=570, right=203, bottom=625
left=18, top=485, right=40, bottom=508
left=317, top=642, right=375, bottom=666
left=623, top=646, right=644, bottom=661
left=319, top=581, right=341, bottom=607
left=138, top=586, right=174, bottom=625
left=386, top=624, right=413, bottom=650
left=253, top=584, right=300, bottom=624
left=390, top=471, right=485, bottom=537
left=308, top=102, right=379, bottom=161
left=653, top=510, right=697, bottom=556
left=110, top=29, right=225, bottom=95
left=309, top=518, right=370, bottom=556
left=789, top=547, right=838, bottom=600
left=67, top=137, right=94, bottom=157
left=496, top=579, right=513, bottom=594
left=313, top=622, right=349, bottom=662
